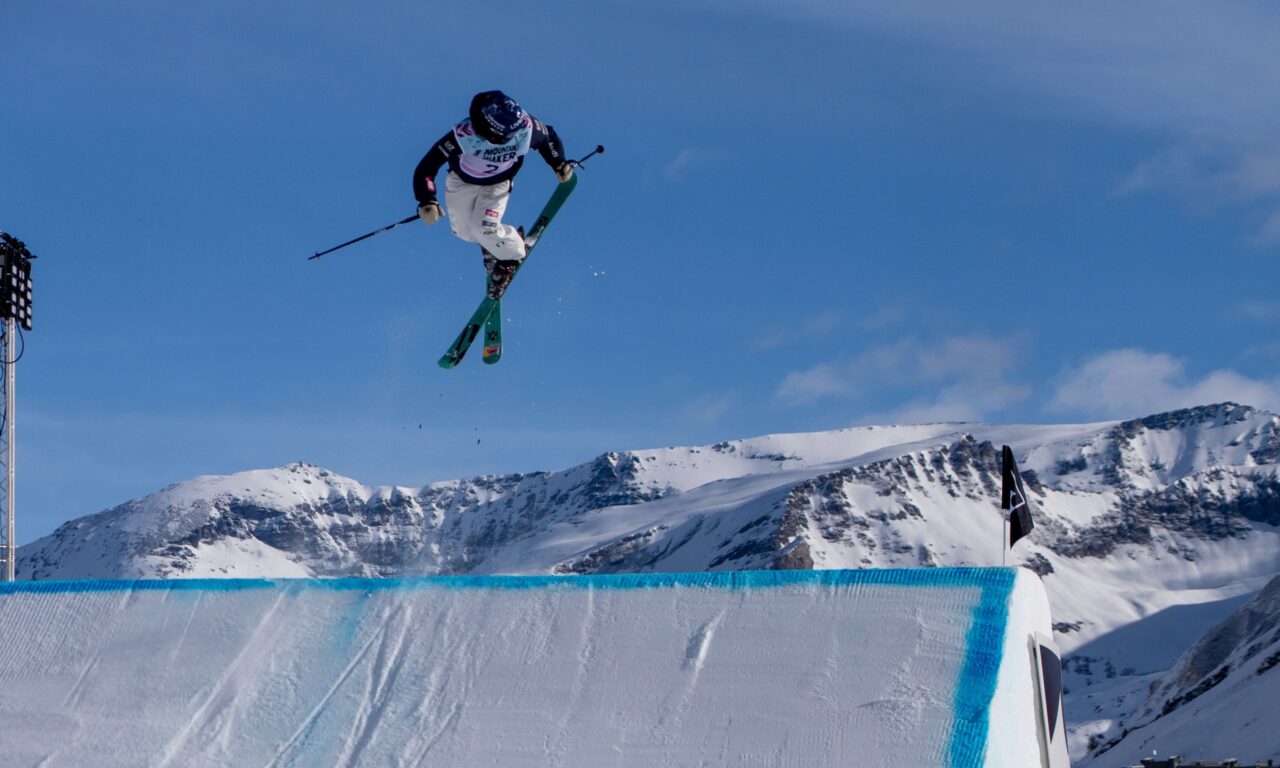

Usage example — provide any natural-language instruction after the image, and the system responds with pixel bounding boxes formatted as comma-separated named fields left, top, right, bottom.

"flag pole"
left=1000, top=446, right=1007, bottom=567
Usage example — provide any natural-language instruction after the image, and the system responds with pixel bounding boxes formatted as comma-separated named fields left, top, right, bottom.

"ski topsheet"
left=438, top=174, right=578, bottom=369
left=482, top=299, right=502, bottom=364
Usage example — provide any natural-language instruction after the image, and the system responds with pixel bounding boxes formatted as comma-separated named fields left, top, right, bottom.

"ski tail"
left=438, top=297, right=498, bottom=369
left=482, top=299, right=502, bottom=364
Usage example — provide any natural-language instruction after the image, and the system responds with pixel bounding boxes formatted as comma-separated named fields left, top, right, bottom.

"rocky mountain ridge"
left=20, top=402, right=1278, bottom=585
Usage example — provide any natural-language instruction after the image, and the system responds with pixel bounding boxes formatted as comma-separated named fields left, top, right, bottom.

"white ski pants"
left=445, top=172, right=526, bottom=262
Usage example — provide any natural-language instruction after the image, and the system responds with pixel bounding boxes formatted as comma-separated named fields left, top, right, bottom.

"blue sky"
left=4, top=1, right=1279, bottom=541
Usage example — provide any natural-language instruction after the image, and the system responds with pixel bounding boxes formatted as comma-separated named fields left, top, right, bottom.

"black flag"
left=1002, top=445, right=1034, bottom=548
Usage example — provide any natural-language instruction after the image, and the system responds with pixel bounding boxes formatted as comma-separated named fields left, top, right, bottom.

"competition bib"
left=454, top=118, right=533, bottom=179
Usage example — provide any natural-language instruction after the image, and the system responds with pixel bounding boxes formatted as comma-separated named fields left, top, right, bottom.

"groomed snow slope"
left=0, top=569, right=1055, bottom=767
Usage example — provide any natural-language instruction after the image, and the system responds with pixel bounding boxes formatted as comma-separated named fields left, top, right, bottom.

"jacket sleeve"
left=412, top=131, right=459, bottom=204
left=530, top=117, right=567, bottom=169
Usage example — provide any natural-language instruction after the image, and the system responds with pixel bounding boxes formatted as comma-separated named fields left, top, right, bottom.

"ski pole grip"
left=572, top=145, right=605, bottom=167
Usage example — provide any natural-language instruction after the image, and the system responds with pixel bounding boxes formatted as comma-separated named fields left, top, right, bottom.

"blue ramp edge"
left=950, top=569, right=1015, bottom=768
left=1, top=567, right=1016, bottom=766
left=0, top=566, right=1014, bottom=595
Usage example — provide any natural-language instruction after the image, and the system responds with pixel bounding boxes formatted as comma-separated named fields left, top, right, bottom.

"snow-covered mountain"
left=16, top=401, right=1280, bottom=765
left=1074, top=573, right=1280, bottom=767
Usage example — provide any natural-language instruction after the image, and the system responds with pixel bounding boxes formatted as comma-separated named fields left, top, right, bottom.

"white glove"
left=418, top=201, right=444, bottom=225
left=555, top=162, right=574, bottom=183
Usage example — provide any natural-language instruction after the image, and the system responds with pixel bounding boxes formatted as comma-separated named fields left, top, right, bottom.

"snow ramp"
left=0, top=568, right=1066, bottom=767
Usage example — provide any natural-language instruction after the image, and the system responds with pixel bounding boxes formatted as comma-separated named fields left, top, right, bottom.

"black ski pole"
left=310, top=147, right=601, bottom=261
left=309, top=214, right=419, bottom=261
left=570, top=145, right=605, bottom=168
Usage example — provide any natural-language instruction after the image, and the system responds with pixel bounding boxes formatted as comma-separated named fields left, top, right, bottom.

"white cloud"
left=740, top=2, right=1280, bottom=145
left=1115, top=148, right=1209, bottom=198
left=1119, top=149, right=1280, bottom=245
left=1048, top=349, right=1280, bottom=419
left=776, top=335, right=1032, bottom=421
left=736, top=0, right=1280, bottom=242
left=1255, top=210, right=1280, bottom=246
left=776, top=363, right=851, bottom=402
left=873, top=381, right=1033, bottom=426
left=1224, top=147, right=1280, bottom=199
left=1244, top=343, right=1280, bottom=362
left=1238, top=300, right=1280, bottom=323
left=750, top=309, right=846, bottom=351
left=853, top=305, right=908, bottom=332
left=680, top=392, right=739, bottom=425
left=663, top=149, right=700, bottom=181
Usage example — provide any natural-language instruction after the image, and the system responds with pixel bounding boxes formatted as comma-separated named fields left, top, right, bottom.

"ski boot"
left=485, top=257, right=521, bottom=299
left=482, top=227, right=527, bottom=300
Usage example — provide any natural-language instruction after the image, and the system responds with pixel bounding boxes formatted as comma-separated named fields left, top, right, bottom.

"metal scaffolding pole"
left=0, top=233, right=33, bottom=582
left=1, top=317, right=12, bottom=581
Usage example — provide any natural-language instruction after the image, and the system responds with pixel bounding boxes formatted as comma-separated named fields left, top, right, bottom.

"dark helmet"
left=470, top=90, right=526, bottom=144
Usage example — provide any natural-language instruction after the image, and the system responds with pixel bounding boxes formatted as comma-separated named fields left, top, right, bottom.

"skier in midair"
left=413, top=90, right=573, bottom=298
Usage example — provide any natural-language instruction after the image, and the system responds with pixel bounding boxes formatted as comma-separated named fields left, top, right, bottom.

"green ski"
left=482, top=298, right=503, bottom=364
left=438, top=297, right=498, bottom=369
left=438, top=174, right=578, bottom=369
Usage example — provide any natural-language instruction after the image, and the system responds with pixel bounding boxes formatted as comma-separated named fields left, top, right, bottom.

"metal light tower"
left=0, top=233, right=33, bottom=582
